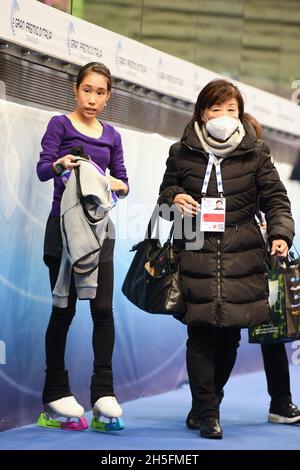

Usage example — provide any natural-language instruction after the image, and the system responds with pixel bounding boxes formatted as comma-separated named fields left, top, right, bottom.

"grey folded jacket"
left=52, top=159, right=115, bottom=307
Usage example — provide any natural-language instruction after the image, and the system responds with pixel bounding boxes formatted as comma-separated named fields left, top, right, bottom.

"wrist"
left=116, top=181, right=128, bottom=197
left=53, top=159, right=65, bottom=176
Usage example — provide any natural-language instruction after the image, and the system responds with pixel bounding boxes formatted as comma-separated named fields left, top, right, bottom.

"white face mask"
left=206, top=115, right=239, bottom=141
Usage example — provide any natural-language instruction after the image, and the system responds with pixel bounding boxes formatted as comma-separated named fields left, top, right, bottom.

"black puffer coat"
left=158, top=121, right=294, bottom=328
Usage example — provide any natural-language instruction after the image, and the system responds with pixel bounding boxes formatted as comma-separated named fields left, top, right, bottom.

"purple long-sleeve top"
left=37, top=115, right=129, bottom=216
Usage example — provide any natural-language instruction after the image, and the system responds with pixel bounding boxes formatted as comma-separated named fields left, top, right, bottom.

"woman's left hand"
left=271, top=239, right=288, bottom=257
left=107, top=175, right=128, bottom=196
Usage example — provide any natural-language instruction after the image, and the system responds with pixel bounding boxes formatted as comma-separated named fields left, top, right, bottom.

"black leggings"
left=261, top=342, right=292, bottom=405
left=43, top=257, right=115, bottom=406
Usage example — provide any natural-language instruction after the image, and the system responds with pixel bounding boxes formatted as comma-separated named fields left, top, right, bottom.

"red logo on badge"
left=203, top=214, right=225, bottom=222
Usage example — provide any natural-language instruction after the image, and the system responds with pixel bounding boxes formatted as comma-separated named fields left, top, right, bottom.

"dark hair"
left=216, top=199, right=223, bottom=204
left=243, top=112, right=262, bottom=139
left=76, top=62, right=112, bottom=91
left=193, top=79, right=244, bottom=125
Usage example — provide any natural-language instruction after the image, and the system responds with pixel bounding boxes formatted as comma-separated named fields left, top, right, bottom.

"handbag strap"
left=145, top=205, right=175, bottom=247
left=269, top=254, right=297, bottom=273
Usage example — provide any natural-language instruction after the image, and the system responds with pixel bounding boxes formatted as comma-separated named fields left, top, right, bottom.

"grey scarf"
left=194, top=120, right=245, bottom=157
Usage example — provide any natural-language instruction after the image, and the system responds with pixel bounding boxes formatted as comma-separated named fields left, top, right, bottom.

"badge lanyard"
left=201, top=152, right=224, bottom=197
left=200, top=152, right=225, bottom=232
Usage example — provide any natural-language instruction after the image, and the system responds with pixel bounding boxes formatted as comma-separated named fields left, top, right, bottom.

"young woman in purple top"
left=36, top=62, right=128, bottom=432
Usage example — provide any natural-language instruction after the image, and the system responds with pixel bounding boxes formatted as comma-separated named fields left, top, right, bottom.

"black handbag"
left=122, top=208, right=186, bottom=319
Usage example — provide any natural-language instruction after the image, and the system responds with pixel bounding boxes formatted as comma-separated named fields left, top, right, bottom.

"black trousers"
left=261, top=342, right=292, bottom=405
left=187, top=324, right=241, bottom=419
left=43, top=257, right=115, bottom=407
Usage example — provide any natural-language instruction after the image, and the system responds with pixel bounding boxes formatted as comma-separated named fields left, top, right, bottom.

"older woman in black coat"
left=158, top=79, right=294, bottom=439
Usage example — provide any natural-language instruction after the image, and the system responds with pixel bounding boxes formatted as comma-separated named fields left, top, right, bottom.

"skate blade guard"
left=37, top=412, right=88, bottom=431
left=91, top=415, right=124, bottom=432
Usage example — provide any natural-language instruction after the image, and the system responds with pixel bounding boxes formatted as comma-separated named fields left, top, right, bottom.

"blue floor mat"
left=1, top=367, right=300, bottom=450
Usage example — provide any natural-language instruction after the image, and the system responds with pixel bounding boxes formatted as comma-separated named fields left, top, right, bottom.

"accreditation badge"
left=200, top=197, right=226, bottom=232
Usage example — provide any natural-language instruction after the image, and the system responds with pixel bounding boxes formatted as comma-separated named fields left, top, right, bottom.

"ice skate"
left=91, top=396, right=124, bottom=431
left=37, top=396, right=88, bottom=431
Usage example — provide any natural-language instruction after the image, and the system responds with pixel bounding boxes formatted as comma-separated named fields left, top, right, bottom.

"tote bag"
left=249, top=254, right=300, bottom=343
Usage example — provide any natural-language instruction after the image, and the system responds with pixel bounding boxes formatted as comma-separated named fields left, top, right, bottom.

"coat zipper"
left=182, top=142, right=223, bottom=324
left=216, top=233, right=222, bottom=326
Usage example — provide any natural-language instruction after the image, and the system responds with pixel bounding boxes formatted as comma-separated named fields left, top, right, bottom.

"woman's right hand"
left=53, top=154, right=81, bottom=173
left=173, top=193, right=200, bottom=216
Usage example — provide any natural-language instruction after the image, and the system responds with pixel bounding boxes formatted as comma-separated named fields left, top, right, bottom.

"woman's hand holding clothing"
left=53, top=154, right=80, bottom=174
left=107, top=175, right=128, bottom=196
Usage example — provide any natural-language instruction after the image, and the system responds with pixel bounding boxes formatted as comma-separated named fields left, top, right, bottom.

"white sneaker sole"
left=268, top=413, right=300, bottom=424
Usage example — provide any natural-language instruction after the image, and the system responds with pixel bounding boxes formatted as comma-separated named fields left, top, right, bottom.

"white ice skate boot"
left=91, top=396, right=124, bottom=431
left=37, top=396, right=88, bottom=431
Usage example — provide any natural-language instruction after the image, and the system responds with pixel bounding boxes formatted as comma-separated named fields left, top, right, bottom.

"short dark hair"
left=243, top=112, right=262, bottom=139
left=193, top=79, right=244, bottom=126
left=76, top=62, right=112, bottom=91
